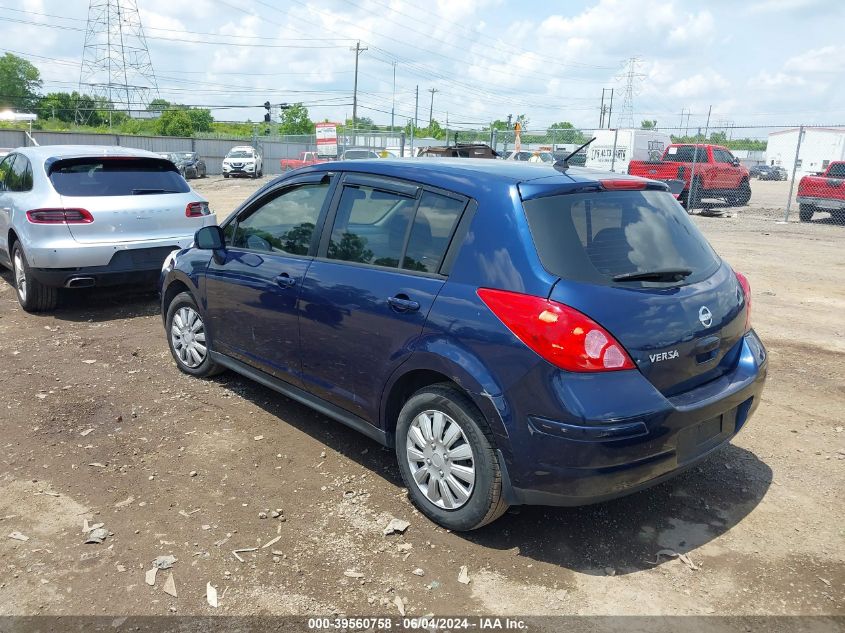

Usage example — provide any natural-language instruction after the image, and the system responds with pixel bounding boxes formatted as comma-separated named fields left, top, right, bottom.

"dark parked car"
left=156, top=152, right=187, bottom=178
left=552, top=150, right=587, bottom=166
left=751, top=165, right=787, bottom=181
left=160, top=159, right=767, bottom=531
left=174, top=152, right=207, bottom=179
left=417, top=143, right=498, bottom=159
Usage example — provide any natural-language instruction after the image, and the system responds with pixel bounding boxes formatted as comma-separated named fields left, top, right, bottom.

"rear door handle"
left=387, top=295, right=420, bottom=313
left=275, top=273, right=296, bottom=289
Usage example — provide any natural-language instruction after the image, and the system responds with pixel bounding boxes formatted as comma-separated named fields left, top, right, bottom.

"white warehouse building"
left=765, top=127, right=845, bottom=180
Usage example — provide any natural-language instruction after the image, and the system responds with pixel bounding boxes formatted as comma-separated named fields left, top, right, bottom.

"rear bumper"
left=503, top=331, right=768, bottom=506
left=797, top=196, right=845, bottom=210
left=29, top=243, right=191, bottom=288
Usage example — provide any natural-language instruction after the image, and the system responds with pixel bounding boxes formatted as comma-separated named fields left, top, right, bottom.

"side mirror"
left=732, top=158, right=741, bottom=167
left=195, top=225, right=225, bottom=250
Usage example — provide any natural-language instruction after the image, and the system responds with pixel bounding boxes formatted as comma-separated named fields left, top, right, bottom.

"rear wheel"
left=799, top=204, right=814, bottom=222
left=11, top=242, right=58, bottom=312
left=680, top=178, right=703, bottom=211
left=395, top=384, right=508, bottom=531
left=165, top=291, right=225, bottom=377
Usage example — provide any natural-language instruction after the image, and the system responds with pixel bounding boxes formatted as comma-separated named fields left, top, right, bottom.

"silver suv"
left=0, top=145, right=216, bottom=312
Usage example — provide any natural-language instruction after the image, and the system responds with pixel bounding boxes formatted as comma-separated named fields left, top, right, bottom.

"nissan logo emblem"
left=699, top=306, right=713, bottom=328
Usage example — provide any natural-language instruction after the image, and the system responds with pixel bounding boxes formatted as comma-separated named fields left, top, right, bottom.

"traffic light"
left=264, top=101, right=271, bottom=123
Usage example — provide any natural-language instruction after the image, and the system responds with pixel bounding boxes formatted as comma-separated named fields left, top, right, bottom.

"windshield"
left=178, top=153, right=197, bottom=161
left=49, top=158, right=190, bottom=197
left=344, top=150, right=372, bottom=159
left=523, top=190, right=720, bottom=286
left=227, top=150, right=254, bottom=158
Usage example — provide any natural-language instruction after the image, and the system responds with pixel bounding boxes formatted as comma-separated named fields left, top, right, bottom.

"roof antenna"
left=554, top=137, right=596, bottom=173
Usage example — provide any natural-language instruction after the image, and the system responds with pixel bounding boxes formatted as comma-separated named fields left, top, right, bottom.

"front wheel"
left=12, top=242, right=58, bottom=312
left=223, top=173, right=229, bottom=179
left=731, top=179, right=751, bottom=206
left=165, top=291, right=225, bottom=377
left=799, top=203, right=814, bottom=222
left=395, top=384, right=508, bottom=531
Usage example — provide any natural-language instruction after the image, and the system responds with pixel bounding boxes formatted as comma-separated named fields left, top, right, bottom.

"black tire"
left=680, top=177, right=703, bottom=211
left=165, top=291, right=225, bottom=378
left=11, top=242, right=58, bottom=312
left=799, top=204, right=814, bottom=222
left=223, top=173, right=229, bottom=179
left=731, top=179, right=751, bottom=206
left=395, top=383, right=509, bottom=531
left=258, top=167, right=263, bottom=178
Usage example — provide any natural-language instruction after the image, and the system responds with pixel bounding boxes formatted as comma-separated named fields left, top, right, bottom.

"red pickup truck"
left=628, top=144, right=751, bottom=208
left=280, top=151, right=330, bottom=171
left=797, top=161, right=845, bottom=222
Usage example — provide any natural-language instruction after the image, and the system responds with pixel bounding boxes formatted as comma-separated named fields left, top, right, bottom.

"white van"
left=585, top=129, right=672, bottom=173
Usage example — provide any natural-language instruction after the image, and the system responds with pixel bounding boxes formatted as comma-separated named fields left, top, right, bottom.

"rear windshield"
left=827, top=163, right=845, bottom=178
left=523, top=190, right=720, bottom=285
left=49, top=158, right=189, bottom=197
left=665, top=146, right=707, bottom=162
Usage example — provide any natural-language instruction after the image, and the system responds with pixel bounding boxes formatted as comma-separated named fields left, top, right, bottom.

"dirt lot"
left=0, top=174, right=842, bottom=624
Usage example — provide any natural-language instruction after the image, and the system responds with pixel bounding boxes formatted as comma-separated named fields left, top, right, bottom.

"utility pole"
left=428, top=88, right=438, bottom=128
left=414, top=85, right=419, bottom=130
left=410, top=85, right=419, bottom=154
left=350, top=40, right=367, bottom=144
left=785, top=125, right=805, bottom=221
left=390, top=61, right=396, bottom=131
left=606, top=88, right=614, bottom=128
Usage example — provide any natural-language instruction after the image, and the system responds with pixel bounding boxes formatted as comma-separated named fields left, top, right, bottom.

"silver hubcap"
left=13, top=251, right=26, bottom=302
left=170, top=306, right=207, bottom=368
left=406, top=410, right=476, bottom=510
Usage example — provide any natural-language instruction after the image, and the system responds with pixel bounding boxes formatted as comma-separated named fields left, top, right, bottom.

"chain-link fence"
left=1, top=123, right=843, bottom=225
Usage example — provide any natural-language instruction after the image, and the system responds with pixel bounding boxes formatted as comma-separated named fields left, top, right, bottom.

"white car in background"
left=0, top=145, right=215, bottom=312
left=222, top=146, right=263, bottom=179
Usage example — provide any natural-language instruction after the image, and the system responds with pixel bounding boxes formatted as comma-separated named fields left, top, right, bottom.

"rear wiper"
left=613, top=268, right=692, bottom=282
left=132, top=188, right=181, bottom=195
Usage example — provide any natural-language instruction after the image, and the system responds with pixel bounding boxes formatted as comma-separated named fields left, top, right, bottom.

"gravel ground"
left=0, top=173, right=842, bottom=622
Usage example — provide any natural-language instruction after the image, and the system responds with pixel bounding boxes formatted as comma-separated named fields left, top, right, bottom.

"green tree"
left=155, top=109, right=194, bottom=137
left=186, top=108, right=213, bottom=132
left=0, top=53, right=42, bottom=111
left=38, top=92, right=75, bottom=122
left=279, top=103, right=314, bottom=135
left=147, top=98, right=170, bottom=112
left=641, top=119, right=657, bottom=129
left=548, top=121, right=586, bottom=143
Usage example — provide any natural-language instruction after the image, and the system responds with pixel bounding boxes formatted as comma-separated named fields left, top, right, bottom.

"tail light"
left=477, top=288, right=636, bottom=372
left=600, top=179, right=647, bottom=191
left=27, top=208, right=93, bottom=224
left=735, top=271, right=752, bottom=332
left=186, top=201, right=211, bottom=217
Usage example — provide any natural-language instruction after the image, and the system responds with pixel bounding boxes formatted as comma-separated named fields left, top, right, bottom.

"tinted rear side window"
left=403, top=192, right=465, bottom=272
left=49, top=158, right=190, bottom=196
left=523, top=191, right=720, bottom=285
left=827, top=163, right=845, bottom=178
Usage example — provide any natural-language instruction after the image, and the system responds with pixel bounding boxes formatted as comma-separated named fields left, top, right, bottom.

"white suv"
left=222, top=146, right=263, bottom=179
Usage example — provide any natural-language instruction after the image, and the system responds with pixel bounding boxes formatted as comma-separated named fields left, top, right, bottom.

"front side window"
left=233, top=183, right=329, bottom=254
left=713, top=149, right=734, bottom=164
left=327, top=185, right=416, bottom=267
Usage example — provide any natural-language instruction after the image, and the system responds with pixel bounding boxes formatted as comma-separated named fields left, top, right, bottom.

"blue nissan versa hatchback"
left=160, top=159, right=767, bottom=531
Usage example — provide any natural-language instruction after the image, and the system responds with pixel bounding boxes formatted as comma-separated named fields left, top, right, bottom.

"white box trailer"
left=585, top=129, right=672, bottom=173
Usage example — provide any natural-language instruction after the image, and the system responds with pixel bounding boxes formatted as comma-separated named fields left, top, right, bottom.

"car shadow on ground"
left=0, top=270, right=159, bottom=322
left=213, top=371, right=772, bottom=576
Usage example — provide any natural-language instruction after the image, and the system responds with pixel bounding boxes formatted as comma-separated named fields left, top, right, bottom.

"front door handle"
left=275, top=273, right=296, bottom=289
left=387, top=295, right=420, bottom=313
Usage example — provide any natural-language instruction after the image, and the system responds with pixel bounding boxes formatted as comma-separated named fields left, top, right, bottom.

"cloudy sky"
left=1, top=0, right=842, bottom=136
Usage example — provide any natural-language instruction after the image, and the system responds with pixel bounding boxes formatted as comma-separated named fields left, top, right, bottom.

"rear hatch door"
left=48, top=156, right=205, bottom=243
left=521, top=185, right=748, bottom=396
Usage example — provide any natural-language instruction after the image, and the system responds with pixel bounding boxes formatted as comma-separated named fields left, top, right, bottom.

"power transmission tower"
left=617, top=56, right=643, bottom=129
left=427, top=88, right=438, bottom=127
left=77, top=0, right=159, bottom=124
